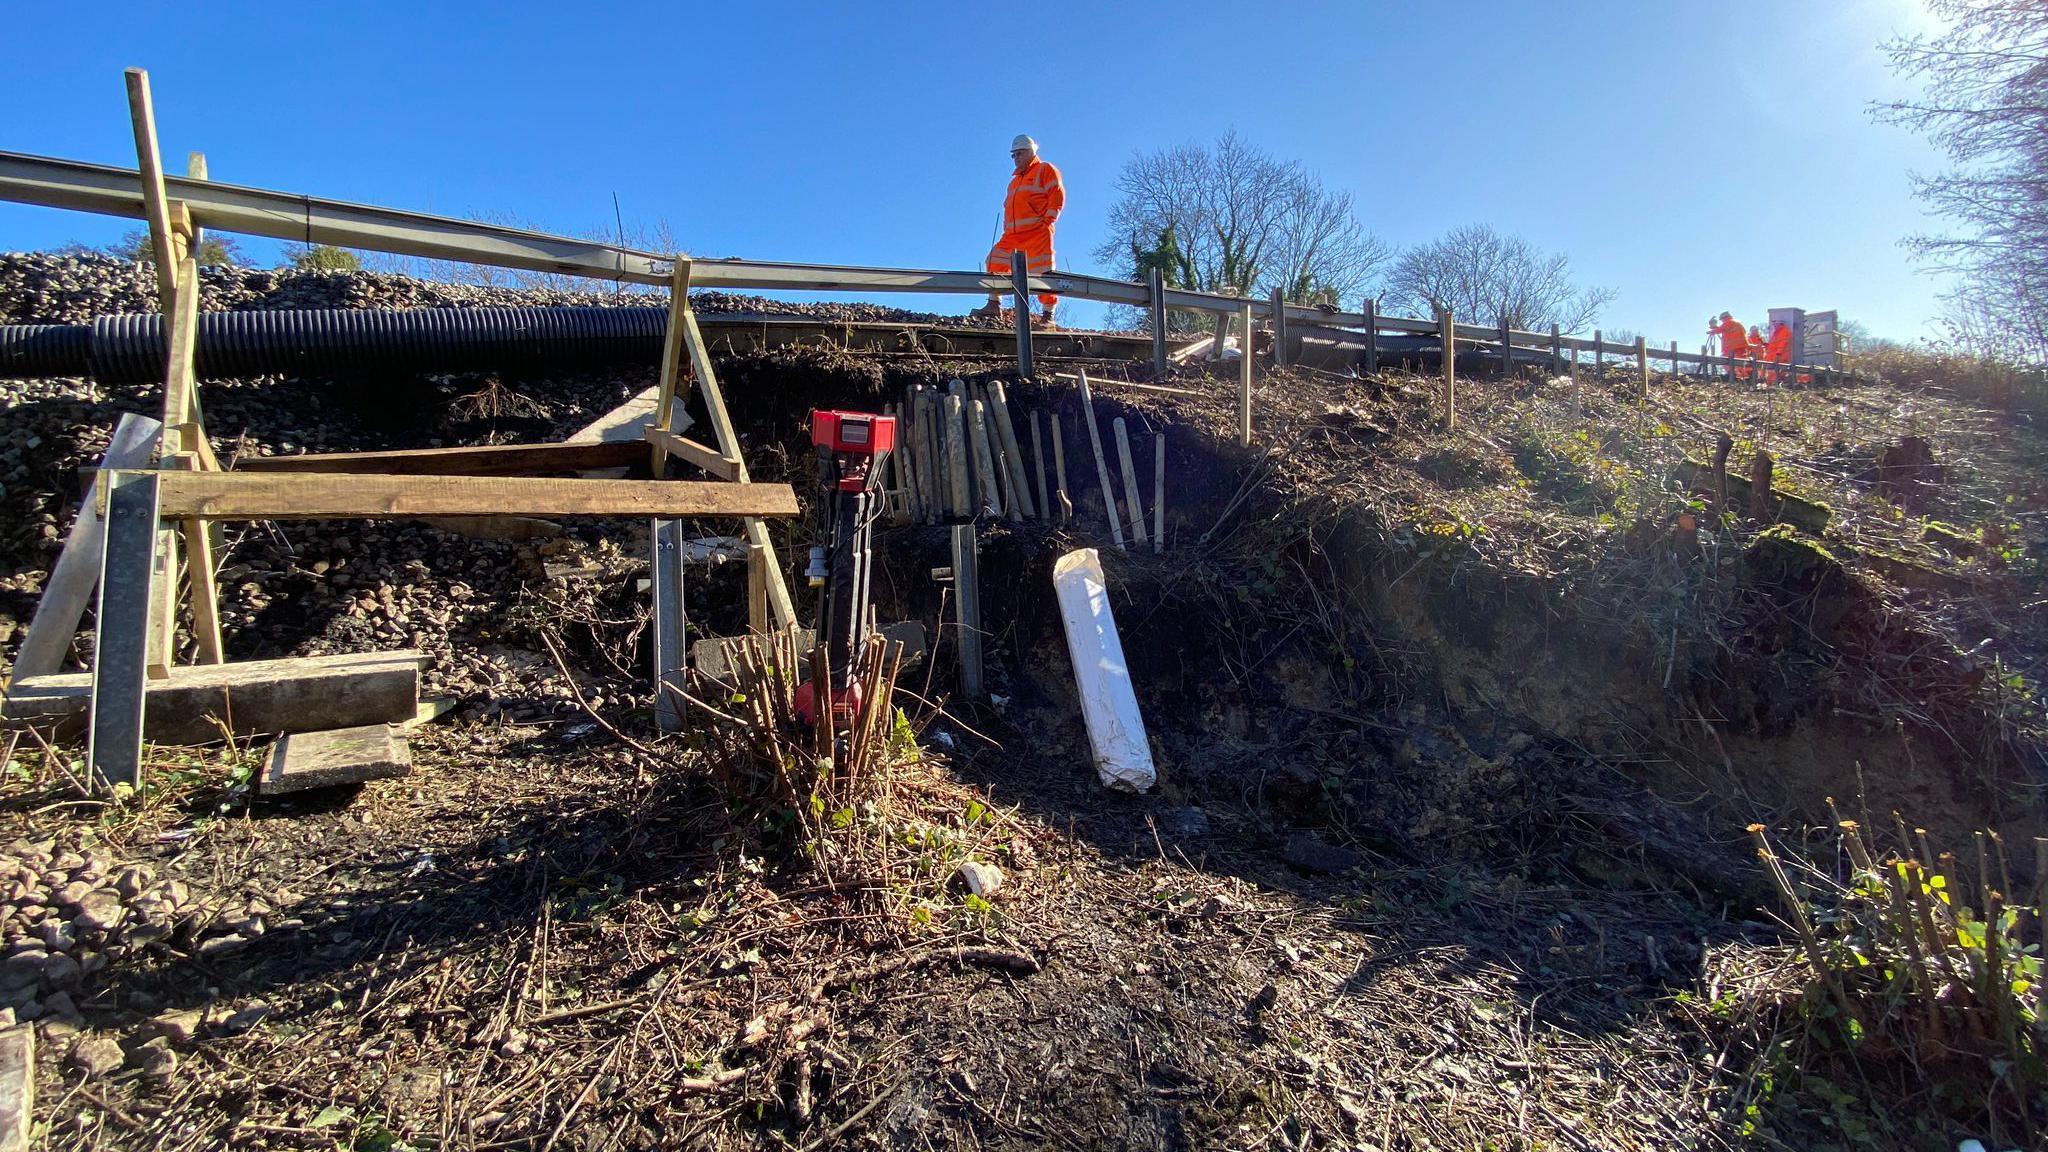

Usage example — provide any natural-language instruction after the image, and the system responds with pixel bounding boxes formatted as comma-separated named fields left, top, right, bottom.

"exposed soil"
left=2, top=259, right=2046, bottom=1149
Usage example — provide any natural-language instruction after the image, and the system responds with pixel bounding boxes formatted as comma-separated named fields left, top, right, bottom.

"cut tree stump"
left=261, top=723, right=412, bottom=795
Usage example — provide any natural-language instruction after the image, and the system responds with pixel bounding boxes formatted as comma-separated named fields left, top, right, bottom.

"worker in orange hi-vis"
left=1763, top=319, right=1793, bottom=385
left=970, top=135, right=1065, bottom=329
left=1712, top=312, right=1750, bottom=380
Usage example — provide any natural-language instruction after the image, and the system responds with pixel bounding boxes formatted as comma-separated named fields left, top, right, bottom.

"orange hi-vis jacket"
left=1001, top=158, right=1064, bottom=250
left=1714, top=316, right=1749, bottom=359
left=1765, top=322, right=1792, bottom=362
left=988, top=157, right=1065, bottom=308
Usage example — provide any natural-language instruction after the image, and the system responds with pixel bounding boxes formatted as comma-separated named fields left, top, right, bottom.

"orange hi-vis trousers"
left=987, top=229, right=1057, bottom=312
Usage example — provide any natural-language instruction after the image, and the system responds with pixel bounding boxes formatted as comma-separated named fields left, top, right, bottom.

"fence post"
left=951, top=524, right=983, bottom=699
left=1551, top=323, right=1562, bottom=375
left=1362, top=297, right=1378, bottom=376
left=1498, top=313, right=1513, bottom=380
left=1148, top=266, right=1168, bottom=375
left=1439, top=308, right=1456, bottom=431
left=1636, top=336, right=1648, bottom=398
left=1593, top=330, right=1603, bottom=378
left=1238, top=303, right=1254, bottom=446
left=1270, top=287, right=1289, bottom=367
left=1669, top=340, right=1679, bottom=380
left=1010, top=249, right=1033, bottom=380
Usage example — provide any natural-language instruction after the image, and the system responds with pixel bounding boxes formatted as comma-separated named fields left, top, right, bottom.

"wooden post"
left=1362, top=297, right=1378, bottom=376
left=951, top=524, right=982, bottom=699
left=1029, top=409, right=1050, bottom=519
left=1498, top=314, right=1513, bottom=381
left=1750, top=450, right=1774, bottom=522
left=1551, top=324, right=1563, bottom=375
left=967, top=398, right=1004, bottom=518
left=1152, top=432, right=1166, bottom=554
left=1077, top=371, right=1126, bottom=550
left=1636, top=336, right=1649, bottom=398
left=1011, top=249, right=1033, bottom=380
left=1212, top=311, right=1231, bottom=364
left=942, top=391, right=970, bottom=519
left=1670, top=340, right=1680, bottom=381
left=1148, top=266, right=1168, bottom=375
left=123, top=69, right=178, bottom=305
left=1050, top=410, right=1071, bottom=522
left=901, top=393, right=925, bottom=520
left=1711, top=433, right=1734, bottom=519
left=650, top=259, right=691, bottom=477
left=677, top=300, right=793, bottom=627
left=1439, top=308, right=1457, bottom=431
left=1238, top=303, right=1254, bottom=446
left=1593, top=330, right=1603, bottom=378
left=986, top=381, right=1035, bottom=518
left=1271, top=287, right=1289, bottom=368
left=1112, top=417, right=1149, bottom=548
left=746, top=543, right=770, bottom=635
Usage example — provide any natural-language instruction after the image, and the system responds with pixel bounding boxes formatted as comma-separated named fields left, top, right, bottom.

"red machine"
left=793, top=410, right=896, bottom=733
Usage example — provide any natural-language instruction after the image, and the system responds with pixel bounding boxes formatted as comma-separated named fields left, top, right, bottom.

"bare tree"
left=1875, top=0, right=2048, bottom=363
left=1381, top=224, right=1613, bottom=332
left=1095, top=132, right=1389, bottom=308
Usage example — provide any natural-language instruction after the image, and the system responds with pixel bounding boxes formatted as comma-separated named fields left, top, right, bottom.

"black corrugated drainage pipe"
left=0, top=305, right=668, bottom=383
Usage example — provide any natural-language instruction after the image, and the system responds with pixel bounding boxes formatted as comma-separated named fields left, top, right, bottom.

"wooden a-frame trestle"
left=0, top=70, right=801, bottom=789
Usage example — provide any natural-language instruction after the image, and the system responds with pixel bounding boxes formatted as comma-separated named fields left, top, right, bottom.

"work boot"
left=967, top=299, right=1003, bottom=322
left=1033, top=309, right=1057, bottom=330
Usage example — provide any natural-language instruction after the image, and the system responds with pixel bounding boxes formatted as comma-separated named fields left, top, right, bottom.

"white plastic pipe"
left=1052, top=548, right=1156, bottom=792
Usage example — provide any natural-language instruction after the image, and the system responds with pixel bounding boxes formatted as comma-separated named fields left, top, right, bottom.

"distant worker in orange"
left=971, top=135, right=1065, bottom=328
left=1763, top=319, right=1793, bottom=385
left=1712, top=312, right=1750, bottom=380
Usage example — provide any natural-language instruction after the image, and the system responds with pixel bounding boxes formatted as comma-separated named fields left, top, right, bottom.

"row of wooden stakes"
left=877, top=374, right=1167, bottom=553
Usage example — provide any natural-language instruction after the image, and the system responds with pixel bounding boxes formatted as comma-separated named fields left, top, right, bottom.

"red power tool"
left=793, top=409, right=896, bottom=734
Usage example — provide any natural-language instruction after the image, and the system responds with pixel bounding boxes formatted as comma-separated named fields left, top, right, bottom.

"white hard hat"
left=1011, top=134, right=1038, bottom=154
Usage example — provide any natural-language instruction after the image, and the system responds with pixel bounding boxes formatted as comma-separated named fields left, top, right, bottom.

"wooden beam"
left=651, top=259, right=691, bottom=477
left=643, top=428, right=739, bottom=479
left=122, top=69, right=178, bottom=304
left=237, top=439, right=649, bottom=477
left=171, top=454, right=224, bottom=664
left=10, top=650, right=422, bottom=745
left=679, top=298, right=795, bottom=628
left=148, top=472, right=800, bottom=520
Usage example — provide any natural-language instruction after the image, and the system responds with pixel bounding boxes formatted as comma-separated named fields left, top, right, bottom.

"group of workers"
left=1711, top=312, right=1796, bottom=384
left=973, top=141, right=1803, bottom=377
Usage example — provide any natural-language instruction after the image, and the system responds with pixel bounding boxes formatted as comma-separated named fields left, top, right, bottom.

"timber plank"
left=7, top=650, right=423, bottom=744
left=234, top=440, right=647, bottom=477
left=148, top=472, right=798, bottom=520
left=260, top=723, right=412, bottom=795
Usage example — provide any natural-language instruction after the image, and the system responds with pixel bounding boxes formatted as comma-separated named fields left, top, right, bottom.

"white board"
left=1052, top=548, right=1156, bottom=792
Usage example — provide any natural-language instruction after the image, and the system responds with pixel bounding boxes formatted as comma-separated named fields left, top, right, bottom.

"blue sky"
left=2, top=1, right=1950, bottom=345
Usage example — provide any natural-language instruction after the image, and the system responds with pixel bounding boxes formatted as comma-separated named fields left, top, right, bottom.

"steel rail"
left=0, top=148, right=1847, bottom=376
